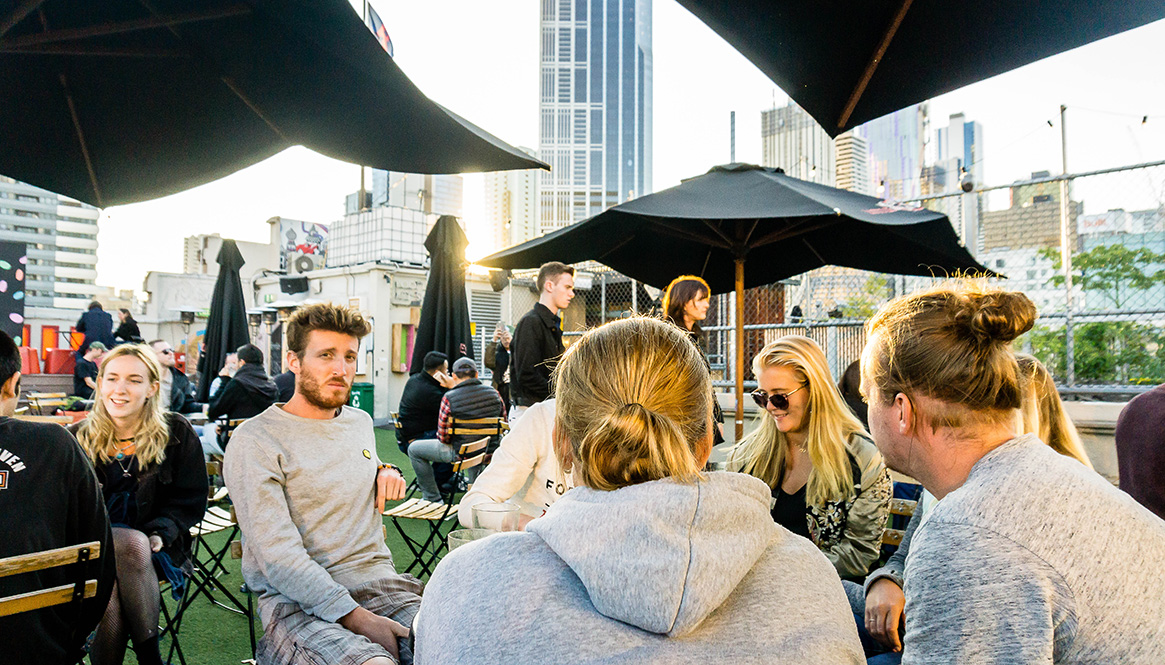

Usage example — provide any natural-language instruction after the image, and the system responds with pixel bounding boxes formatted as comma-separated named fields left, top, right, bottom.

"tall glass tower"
left=539, top=0, right=652, bottom=234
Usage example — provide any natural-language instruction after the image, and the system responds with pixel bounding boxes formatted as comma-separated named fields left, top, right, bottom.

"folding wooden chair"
left=384, top=436, right=489, bottom=578
left=881, top=498, right=918, bottom=549
left=0, top=541, right=102, bottom=617
left=12, top=414, right=72, bottom=425
left=26, top=392, right=67, bottom=416
left=446, top=416, right=507, bottom=484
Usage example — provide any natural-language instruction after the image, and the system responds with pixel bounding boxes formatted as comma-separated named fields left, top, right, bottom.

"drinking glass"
left=447, top=528, right=493, bottom=551
left=472, top=501, right=520, bottom=532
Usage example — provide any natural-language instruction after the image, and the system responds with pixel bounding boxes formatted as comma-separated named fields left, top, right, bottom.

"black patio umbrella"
left=197, top=239, right=250, bottom=403
left=0, top=0, right=548, bottom=208
left=478, top=163, right=992, bottom=438
left=675, top=1, right=1165, bottom=135
left=410, top=215, right=474, bottom=374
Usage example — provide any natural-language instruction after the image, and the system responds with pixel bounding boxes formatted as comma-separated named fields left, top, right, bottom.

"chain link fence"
left=496, top=159, right=1165, bottom=401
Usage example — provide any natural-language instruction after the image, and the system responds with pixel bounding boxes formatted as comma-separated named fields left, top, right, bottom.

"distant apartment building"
left=982, top=172, right=1081, bottom=253
left=484, top=147, right=540, bottom=253
left=934, top=112, right=985, bottom=186
left=835, top=130, right=871, bottom=194
left=539, top=0, right=652, bottom=233
left=864, top=104, right=927, bottom=201
left=0, top=176, right=100, bottom=309
left=760, top=101, right=835, bottom=186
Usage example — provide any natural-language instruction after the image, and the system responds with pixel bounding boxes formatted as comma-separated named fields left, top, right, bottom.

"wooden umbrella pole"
left=734, top=257, right=745, bottom=441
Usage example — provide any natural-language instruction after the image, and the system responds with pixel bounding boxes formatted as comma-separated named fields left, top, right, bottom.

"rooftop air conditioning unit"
left=288, top=251, right=323, bottom=275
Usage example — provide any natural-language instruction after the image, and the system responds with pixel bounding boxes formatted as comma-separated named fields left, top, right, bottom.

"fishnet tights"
left=90, top=528, right=163, bottom=665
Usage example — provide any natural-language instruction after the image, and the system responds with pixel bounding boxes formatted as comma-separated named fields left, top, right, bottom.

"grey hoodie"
left=416, top=471, right=863, bottom=665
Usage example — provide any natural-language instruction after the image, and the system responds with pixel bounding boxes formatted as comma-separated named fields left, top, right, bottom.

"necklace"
left=114, top=454, right=134, bottom=479
left=113, top=437, right=135, bottom=461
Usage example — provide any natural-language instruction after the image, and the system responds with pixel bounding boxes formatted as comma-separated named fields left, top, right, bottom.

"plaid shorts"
left=257, top=576, right=424, bottom=665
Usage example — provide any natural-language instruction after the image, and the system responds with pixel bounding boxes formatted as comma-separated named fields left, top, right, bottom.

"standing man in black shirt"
left=0, top=329, right=114, bottom=664
left=509, top=262, right=574, bottom=422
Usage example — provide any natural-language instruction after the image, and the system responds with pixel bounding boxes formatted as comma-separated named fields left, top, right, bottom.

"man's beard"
left=298, top=372, right=350, bottom=410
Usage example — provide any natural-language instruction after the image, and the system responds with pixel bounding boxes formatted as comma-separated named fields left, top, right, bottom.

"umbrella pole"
left=734, top=258, right=745, bottom=441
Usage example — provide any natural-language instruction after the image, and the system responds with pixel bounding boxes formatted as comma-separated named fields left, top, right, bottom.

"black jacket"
left=76, top=308, right=114, bottom=353
left=68, top=413, right=208, bottom=571
left=207, top=363, right=278, bottom=421
left=166, top=366, right=200, bottom=414
left=509, top=303, right=564, bottom=406
left=442, top=378, right=505, bottom=450
left=273, top=370, right=296, bottom=403
left=398, top=371, right=447, bottom=443
left=0, top=418, right=115, bottom=665
left=485, top=342, right=510, bottom=393
left=113, top=320, right=142, bottom=342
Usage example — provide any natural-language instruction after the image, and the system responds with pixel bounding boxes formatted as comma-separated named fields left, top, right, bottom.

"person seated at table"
left=73, top=341, right=107, bottom=399
left=847, top=353, right=1097, bottom=663
left=148, top=339, right=200, bottom=414
left=859, top=279, right=1165, bottom=662
left=70, top=344, right=207, bottom=665
left=419, top=317, right=863, bottom=664
left=396, top=351, right=455, bottom=453
left=456, top=397, right=571, bottom=529
left=0, top=330, right=116, bottom=665
left=408, top=357, right=505, bottom=504
left=203, top=344, right=278, bottom=452
left=727, top=335, right=891, bottom=580
left=206, top=352, right=238, bottom=402
left=224, top=303, right=418, bottom=665
left=114, top=308, right=142, bottom=344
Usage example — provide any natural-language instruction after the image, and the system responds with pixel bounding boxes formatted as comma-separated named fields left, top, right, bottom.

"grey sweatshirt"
left=902, top=434, right=1165, bottom=664
left=223, top=405, right=403, bottom=625
left=416, top=471, right=863, bottom=665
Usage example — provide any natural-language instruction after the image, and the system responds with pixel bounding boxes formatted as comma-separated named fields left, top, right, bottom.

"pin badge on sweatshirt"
left=363, top=450, right=371, bottom=459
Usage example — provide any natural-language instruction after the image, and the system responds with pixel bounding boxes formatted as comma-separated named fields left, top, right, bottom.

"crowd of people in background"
left=3, top=268, right=1165, bottom=665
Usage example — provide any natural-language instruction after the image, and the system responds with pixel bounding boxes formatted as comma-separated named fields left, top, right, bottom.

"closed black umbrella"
left=197, top=239, right=250, bottom=402
left=0, top=0, right=548, bottom=207
left=478, top=163, right=992, bottom=437
left=410, top=215, right=474, bottom=373
left=675, top=1, right=1165, bottom=135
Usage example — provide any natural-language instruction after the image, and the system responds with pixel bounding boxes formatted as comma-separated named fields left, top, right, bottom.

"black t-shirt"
left=73, top=358, right=98, bottom=399
left=398, top=372, right=447, bottom=443
left=0, top=418, right=115, bottom=665
left=771, top=482, right=811, bottom=540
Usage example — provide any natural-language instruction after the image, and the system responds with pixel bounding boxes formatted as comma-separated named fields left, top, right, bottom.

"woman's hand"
left=148, top=534, right=164, bottom=553
left=865, top=577, right=906, bottom=651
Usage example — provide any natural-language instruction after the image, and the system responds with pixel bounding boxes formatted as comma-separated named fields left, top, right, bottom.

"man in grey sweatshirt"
left=225, top=304, right=421, bottom=665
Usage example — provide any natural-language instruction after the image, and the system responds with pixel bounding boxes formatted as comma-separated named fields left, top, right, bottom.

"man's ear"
left=285, top=350, right=300, bottom=375
left=1, top=371, right=21, bottom=401
left=895, top=392, right=917, bottom=437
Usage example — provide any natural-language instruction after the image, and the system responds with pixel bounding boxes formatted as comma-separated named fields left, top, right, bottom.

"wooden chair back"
left=451, top=437, right=490, bottom=474
left=13, top=414, right=72, bottom=425
left=881, top=498, right=918, bottom=547
left=0, top=541, right=101, bottom=618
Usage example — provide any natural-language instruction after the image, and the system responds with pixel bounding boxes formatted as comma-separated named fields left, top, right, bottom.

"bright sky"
left=96, top=2, right=1165, bottom=292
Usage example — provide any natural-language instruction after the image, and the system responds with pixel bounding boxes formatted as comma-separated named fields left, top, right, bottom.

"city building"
left=484, top=147, right=540, bottom=252
left=934, top=112, right=985, bottom=186
left=539, top=0, right=652, bottom=233
left=760, top=101, right=835, bottom=186
left=981, top=172, right=1081, bottom=253
left=184, top=221, right=282, bottom=279
left=864, top=104, right=927, bottom=201
left=360, top=170, right=464, bottom=218
left=834, top=130, right=871, bottom=194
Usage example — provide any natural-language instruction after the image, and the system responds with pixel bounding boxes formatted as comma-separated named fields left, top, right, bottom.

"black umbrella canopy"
left=0, top=0, right=548, bottom=208
left=675, top=1, right=1165, bottom=136
left=478, top=163, right=992, bottom=294
left=197, top=239, right=251, bottom=402
left=410, top=215, right=474, bottom=374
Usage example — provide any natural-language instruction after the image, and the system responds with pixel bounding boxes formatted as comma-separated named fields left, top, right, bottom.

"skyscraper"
left=835, top=130, right=871, bottom=194
left=539, top=0, right=652, bottom=234
left=864, top=104, right=927, bottom=201
left=760, top=102, right=835, bottom=186
left=484, top=147, right=540, bottom=252
left=934, top=113, right=985, bottom=187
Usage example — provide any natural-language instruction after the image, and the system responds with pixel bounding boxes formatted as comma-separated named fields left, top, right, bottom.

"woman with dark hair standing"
left=69, top=344, right=207, bottom=665
left=662, top=275, right=724, bottom=444
left=113, top=308, right=142, bottom=343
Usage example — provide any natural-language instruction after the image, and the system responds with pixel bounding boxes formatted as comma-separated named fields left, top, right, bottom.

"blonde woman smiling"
left=728, top=335, right=891, bottom=579
left=70, top=344, right=206, bottom=665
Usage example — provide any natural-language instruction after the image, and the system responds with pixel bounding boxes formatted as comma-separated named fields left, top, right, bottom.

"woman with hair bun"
left=861, top=279, right=1165, bottom=663
left=418, top=317, right=863, bottom=664
left=727, top=335, right=891, bottom=579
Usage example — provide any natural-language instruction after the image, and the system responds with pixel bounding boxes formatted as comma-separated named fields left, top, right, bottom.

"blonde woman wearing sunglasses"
left=727, top=335, right=891, bottom=579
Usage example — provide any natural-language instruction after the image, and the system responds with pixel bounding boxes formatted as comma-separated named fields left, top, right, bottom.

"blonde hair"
left=862, top=279, right=1037, bottom=431
left=553, top=317, right=710, bottom=491
left=728, top=335, right=868, bottom=506
left=1017, top=354, right=1093, bottom=468
left=76, top=344, right=170, bottom=468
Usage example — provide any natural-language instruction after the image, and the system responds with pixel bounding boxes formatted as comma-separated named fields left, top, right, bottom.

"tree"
left=844, top=275, right=893, bottom=319
left=1040, top=243, right=1165, bottom=310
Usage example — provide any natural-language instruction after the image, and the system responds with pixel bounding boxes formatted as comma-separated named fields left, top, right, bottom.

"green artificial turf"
left=111, top=427, right=428, bottom=665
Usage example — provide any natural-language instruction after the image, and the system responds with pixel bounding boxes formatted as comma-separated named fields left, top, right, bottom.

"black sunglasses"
left=751, top=383, right=807, bottom=410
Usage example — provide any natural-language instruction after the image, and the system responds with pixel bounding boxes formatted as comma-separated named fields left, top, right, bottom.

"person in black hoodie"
left=114, top=309, right=142, bottom=344
left=0, top=330, right=115, bottom=665
left=69, top=343, right=207, bottom=665
left=396, top=351, right=454, bottom=453
left=203, top=344, right=278, bottom=455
